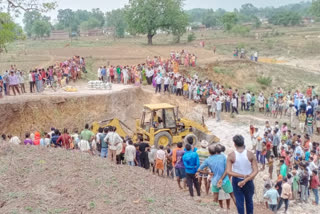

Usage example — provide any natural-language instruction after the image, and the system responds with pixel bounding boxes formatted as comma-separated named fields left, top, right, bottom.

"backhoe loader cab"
left=135, top=103, right=219, bottom=148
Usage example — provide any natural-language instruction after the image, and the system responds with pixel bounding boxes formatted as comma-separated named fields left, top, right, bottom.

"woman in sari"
left=191, top=55, right=196, bottom=67
left=173, top=60, right=179, bottom=74
left=134, top=67, right=140, bottom=86
left=184, top=54, right=189, bottom=67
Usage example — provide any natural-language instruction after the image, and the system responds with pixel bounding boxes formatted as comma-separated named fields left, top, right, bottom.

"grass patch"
left=257, top=76, right=272, bottom=86
left=213, top=67, right=234, bottom=77
left=245, top=83, right=258, bottom=94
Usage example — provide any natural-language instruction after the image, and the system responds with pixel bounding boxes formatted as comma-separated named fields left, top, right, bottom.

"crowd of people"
left=1, top=124, right=259, bottom=214
left=3, top=117, right=320, bottom=213
left=250, top=120, right=320, bottom=213
left=0, top=56, right=86, bottom=97
left=95, top=50, right=319, bottom=134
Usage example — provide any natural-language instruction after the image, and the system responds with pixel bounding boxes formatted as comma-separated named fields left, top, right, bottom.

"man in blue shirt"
left=182, top=143, right=200, bottom=198
left=198, top=144, right=235, bottom=207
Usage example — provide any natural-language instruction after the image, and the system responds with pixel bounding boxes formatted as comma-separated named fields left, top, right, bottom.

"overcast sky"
left=16, top=0, right=311, bottom=24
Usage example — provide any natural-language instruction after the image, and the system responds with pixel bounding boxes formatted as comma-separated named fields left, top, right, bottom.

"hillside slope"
left=0, top=143, right=225, bottom=214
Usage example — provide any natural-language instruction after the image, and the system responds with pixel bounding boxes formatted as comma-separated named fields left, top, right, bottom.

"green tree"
left=23, top=11, right=42, bottom=37
left=221, top=12, right=238, bottom=31
left=0, top=13, right=24, bottom=52
left=32, top=19, right=51, bottom=38
left=0, top=0, right=55, bottom=52
left=202, top=9, right=218, bottom=28
left=91, top=8, right=105, bottom=27
left=311, top=0, right=320, bottom=17
left=240, top=3, right=258, bottom=17
left=57, top=9, right=78, bottom=32
left=163, top=0, right=188, bottom=43
left=125, top=0, right=187, bottom=45
left=106, top=9, right=127, bottom=38
left=23, top=11, right=51, bottom=38
left=80, top=17, right=100, bottom=30
left=268, top=11, right=302, bottom=26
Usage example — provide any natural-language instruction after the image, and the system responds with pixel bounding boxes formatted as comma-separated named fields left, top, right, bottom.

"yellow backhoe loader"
left=92, top=103, right=219, bottom=148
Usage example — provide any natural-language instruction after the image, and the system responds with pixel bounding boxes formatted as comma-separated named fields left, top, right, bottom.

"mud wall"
left=0, top=88, right=200, bottom=137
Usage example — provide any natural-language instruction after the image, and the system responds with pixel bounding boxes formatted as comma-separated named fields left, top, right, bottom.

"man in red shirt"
left=310, top=170, right=320, bottom=205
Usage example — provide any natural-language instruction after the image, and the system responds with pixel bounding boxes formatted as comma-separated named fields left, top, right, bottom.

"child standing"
left=268, top=155, right=274, bottom=179
left=292, top=170, right=300, bottom=201
left=264, top=183, right=279, bottom=213
left=307, top=114, right=314, bottom=136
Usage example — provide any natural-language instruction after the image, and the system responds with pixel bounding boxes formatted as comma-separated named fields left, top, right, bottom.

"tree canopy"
left=106, top=9, right=127, bottom=38
left=23, top=11, right=51, bottom=38
left=56, top=8, right=105, bottom=33
left=125, top=0, right=188, bottom=45
left=311, top=0, right=320, bottom=17
left=268, top=11, right=302, bottom=26
left=0, top=0, right=55, bottom=52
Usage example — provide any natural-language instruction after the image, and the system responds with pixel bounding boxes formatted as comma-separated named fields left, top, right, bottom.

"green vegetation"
left=268, top=11, right=302, bottom=26
left=55, top=8, right=105, bottom=33
left=257, top=76, right=272, bottom=86
left=311, top=0, right=320, bottom=17
left=221, top=12, right=238, bottom=31
left=106, top=9, right=127, bottom=38
left=187, top=32, right=196, bottom=42
left=23, top=11, right=52, bottom=38
left=0, top=13, right=24, bottom=52
left=230, top=25, right=250, bottom=36
left=125, top=0, right=188, bottom=45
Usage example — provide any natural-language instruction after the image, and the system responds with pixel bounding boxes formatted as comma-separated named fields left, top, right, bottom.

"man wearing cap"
left=196, top=140, right=210, bottom=195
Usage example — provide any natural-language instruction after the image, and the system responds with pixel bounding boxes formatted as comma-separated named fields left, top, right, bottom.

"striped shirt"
left=196, top=147, right=210, bottom=165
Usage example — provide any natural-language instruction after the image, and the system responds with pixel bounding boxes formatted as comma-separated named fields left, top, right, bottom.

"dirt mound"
left=0, top=87, right=203, bottom=138
left=0, top=143, right=224, bottom=214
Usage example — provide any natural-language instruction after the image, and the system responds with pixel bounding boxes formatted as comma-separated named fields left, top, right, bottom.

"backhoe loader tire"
left=184, top=134, right=198, bottom=146
left=154, top=132, right=172, bottom=148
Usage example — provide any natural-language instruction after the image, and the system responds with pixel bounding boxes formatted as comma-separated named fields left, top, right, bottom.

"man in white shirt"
left=104, top=127, right=123, bottom=163
left=146, top=68, right=154, bottom=85
left=8, top=135, right=21, bottom=145
left=155, top=73, right=162, bottom=93
left=125, top=140, right=136, bottom=166
left=155, top=145, right=166, bottom=176
left=246, top=92, right=252, bottom=111
left=216, top=98, right=222, bottom=122
left=28, top=71, right=34, bottom=93
left=123, top=67, right=128, bottom=85
left=232, top=96, right=239, bottom=114
left=97, top=66, right=102, bottom=80
left=163, top=75, right=170, bottom=94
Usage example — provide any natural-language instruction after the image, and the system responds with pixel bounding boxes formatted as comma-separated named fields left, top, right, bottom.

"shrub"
left=257, top=76, right=272, bottom=86
left=230, top=25, right=250, bottom=36
left=187, top=32, right=196, bottom=42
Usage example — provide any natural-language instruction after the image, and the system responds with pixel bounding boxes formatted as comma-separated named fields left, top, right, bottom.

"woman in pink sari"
left=184, top=54, right=189, bottom=67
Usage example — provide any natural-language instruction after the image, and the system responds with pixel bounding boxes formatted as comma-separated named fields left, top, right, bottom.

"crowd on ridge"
left=0, top=56, right=86, bottom=97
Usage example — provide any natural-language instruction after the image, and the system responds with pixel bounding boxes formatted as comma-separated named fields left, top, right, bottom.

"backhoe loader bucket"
left=92, top=118, right=133, bottom=139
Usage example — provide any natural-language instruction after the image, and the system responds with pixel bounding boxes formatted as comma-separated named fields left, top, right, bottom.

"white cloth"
left=28, top=73, right=33, bottom=82
left=78, top=140, right=90, bottom=152
left=232, top=150, right=252, bottom=176
left=156, top=149, right=166, bottom=160
left=164, top=77, right=170, bottom=85
left=125, top=145, right=136, bottom=162
left=155, top=76, right=162, bottom=84
left=9, top=136, right=21, bottom=145
left=104, top=132, right=122, bottom=150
